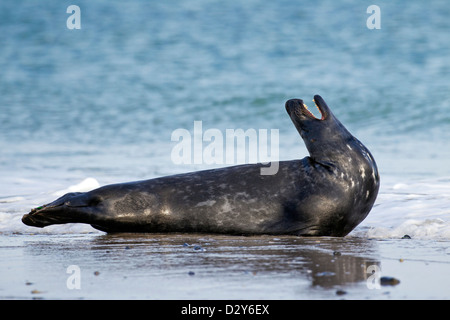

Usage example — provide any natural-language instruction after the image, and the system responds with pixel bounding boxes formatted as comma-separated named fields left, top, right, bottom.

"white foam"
left=354, top=176, right=450, bottom=239
left=0, top=196, right=25, bottom=203
left=52, top=177, right=100, bottom=197
left=365, top=218, right=450, bottom=239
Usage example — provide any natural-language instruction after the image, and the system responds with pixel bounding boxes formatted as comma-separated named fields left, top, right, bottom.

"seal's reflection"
left=92, top=234, right=380, bottom=289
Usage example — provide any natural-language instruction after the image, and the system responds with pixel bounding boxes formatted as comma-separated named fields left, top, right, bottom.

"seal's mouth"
left=303, top=97, right=325, bottom=120
left=285, top=95, right=329, bottom=122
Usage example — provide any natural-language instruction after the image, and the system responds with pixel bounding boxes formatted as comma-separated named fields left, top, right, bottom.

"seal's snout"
left=22, top=192, right=94, bottom=228
left=285, top=99, right=304, bottom=117
left=22, top=205, right=53, bottom=227
left=285, top=98, right=303, bottom=109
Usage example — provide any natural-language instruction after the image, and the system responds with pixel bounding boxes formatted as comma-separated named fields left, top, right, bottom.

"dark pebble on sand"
left=380, top=276, right=400, bottom=286
left=336, top=289, right=347, bottom=295
left=333, top=251, right=341, bottom=256
left=94, top=271, right=100, bottom=276
left=188, top=271, right=195, bottom=276
left=402, top=234, right=411, bottom=239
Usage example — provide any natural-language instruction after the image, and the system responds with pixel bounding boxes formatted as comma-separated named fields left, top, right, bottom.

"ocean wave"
left=365, top=218, right=450, bottom=239
left=52, top=177, right=100, bottom=197
left=355, top=177, right=450, bottom=239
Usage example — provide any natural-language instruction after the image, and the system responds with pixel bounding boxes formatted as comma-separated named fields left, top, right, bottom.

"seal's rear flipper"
left=22, top=192, right=98, bottom=228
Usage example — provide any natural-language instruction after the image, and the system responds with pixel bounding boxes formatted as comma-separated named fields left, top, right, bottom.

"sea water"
left=1, top=0, right=450, bottom=239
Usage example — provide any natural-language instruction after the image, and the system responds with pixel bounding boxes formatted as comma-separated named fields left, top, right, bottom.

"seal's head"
left=285, top=95, right=354, bottom=162
left=286, top=94, right=380, bottom=236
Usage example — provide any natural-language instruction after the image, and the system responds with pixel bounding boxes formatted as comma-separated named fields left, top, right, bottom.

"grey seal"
left=22, top=95, right=380, bottom=236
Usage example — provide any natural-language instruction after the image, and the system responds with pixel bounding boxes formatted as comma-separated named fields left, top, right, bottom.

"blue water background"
left=0, top=0, right=449, bottom=212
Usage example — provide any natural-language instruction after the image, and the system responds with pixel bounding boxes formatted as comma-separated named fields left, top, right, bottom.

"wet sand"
left=0, top=232, right=449, bottom=300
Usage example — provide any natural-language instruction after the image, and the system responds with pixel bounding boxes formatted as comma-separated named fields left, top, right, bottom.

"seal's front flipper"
left=22, top=192, right=99, bottom=228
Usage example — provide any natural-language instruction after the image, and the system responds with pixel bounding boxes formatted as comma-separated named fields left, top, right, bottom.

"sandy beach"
left=1, top=232, right=449, bottom=300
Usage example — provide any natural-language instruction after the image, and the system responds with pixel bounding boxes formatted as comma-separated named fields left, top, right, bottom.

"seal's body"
left=22, top=95, right=379, bottom=236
